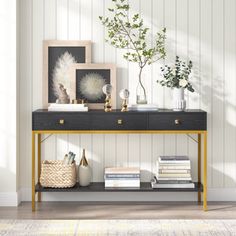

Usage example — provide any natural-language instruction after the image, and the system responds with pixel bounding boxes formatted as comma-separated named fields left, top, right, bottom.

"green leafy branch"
left=99, top=0, right=166, bottom=70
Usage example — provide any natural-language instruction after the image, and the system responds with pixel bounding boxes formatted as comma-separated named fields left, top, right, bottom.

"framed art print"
left=69, top=64, right=116, bottom=109
left=43, top=40, right=92, bottom=108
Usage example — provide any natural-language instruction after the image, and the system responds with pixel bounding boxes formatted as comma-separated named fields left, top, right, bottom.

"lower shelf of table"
left=35, top=182, right=203, bottom=192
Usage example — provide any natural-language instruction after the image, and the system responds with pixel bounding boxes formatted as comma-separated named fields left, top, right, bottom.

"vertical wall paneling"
left=92, top=134, right=104, bottom=182
left=19, top=0, right=32, bottom=188
left=212, top=0, right=224, bottom=187
left=80, top=0, right=92, bottom=40
left=104, top=135, right=116, bottom=168
left=43, top=0, right=57, bottom=162
left=224, top=0, right=236, bottom=187
left=175, top=0, right=188, bottom=161
left=188, top=0, right=200, bottom=181
left=140, top=134, right=152, bottom=181
left=163, top=0, right=176, bottom=155
left=44, top=0, right=56, bottom=39
left=32, top=0, right=43, bottom=182
left=200, top=0, right=213, bottom=186
left=56, top=0, right=68, bottom=40
left=19, top=0, right=236, bottom=191
left=128, top=134, right=141, bottom=169
left=92, top=0, right=104, bottom=63
left=68, top=0, right=80, bottom=40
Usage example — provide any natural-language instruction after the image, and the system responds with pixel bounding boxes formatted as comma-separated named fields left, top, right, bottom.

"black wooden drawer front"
left=148, top=113, right=206, bottom=130
left=33, top=113, right=90, bottom=130
left=91, top=114, right=147, bottom=130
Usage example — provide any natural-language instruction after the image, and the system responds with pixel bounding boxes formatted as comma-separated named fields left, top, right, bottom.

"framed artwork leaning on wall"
left=43, top=40, right=92, bottom=108
left=69, top=64, right=116, bottom=109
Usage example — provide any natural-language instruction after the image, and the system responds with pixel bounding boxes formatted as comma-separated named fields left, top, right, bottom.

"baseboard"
left=0, top=191, right=20, bottom=206
left=19, top=187, right=236, bottom=202
left=208, top=188, right=236, bottom=201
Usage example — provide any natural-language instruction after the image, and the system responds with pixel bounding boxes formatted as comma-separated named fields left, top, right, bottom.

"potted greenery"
left=157, top=56, right=194, bottom=111
left=99, top=0, right=166, bottom=104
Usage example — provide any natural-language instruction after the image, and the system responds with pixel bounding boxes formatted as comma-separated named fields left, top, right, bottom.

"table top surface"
left=33, top=109, right=207, bottom=114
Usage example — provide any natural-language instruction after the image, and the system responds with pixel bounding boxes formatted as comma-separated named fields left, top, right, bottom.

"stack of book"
left=104, top=167, right=140, bottom=188
left=128, top=104, right=158, bottom=111
left=48, top=103, right=88, bottom=112
left=151, top=156, right=194, bottom=189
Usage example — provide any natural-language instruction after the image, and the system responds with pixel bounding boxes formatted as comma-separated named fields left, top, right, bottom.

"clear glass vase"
left=136, top=75, right=147, bottom=104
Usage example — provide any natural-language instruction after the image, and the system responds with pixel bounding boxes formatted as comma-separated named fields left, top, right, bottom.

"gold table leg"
left=38, top=133, right=41, bottom=202
left=203, top=131, right=208, bottom=211
left=32, top=132, right=35, bottom=211
left=198, top=133, right=202, bottom=203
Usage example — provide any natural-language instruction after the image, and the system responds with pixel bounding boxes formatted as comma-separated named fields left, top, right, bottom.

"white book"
left=151, top=182, right=195, bottom=189
left=128, top=104, right=158, bottom=111
left=156, top=177, right=192, bottom=181
left=48, top=106, right=88, bottom=112
left=49, top=104, right=86, bottom=108
left=159, top=169, right=190, bottom=174
left=158, top=156, right=190, bottom=164
left=105, top=180, right=140, bottom=188
left=158, top=164, right=191, bottom=170
left=105, top=167, right=140, bottom=175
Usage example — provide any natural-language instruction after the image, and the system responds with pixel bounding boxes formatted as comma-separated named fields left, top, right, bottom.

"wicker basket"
left=40, top=160, right=77, bottom=188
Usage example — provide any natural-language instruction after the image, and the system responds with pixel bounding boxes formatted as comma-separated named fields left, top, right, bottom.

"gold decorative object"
left=79, top=149, right=88, bottom=166
left=72, top=99, right=78, bottom=104
left=59, top=119, right=65, bottom=125
left=102, top=84, right=113, bottom=112
left=117, top=119, right=123, bottom=125
left=119, top=89, right=130, bottom=112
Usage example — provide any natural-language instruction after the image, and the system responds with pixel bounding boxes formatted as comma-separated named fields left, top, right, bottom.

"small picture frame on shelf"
left=43, top=40, right=92, bottom=108
left=69, top=64, right=116, bottom=109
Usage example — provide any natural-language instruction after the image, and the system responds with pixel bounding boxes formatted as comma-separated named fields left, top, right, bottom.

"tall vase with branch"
left=99, top=0, right=166, bottom=104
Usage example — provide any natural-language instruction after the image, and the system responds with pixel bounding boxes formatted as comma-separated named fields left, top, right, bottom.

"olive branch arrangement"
left=99, top=0, right=166, bottom=100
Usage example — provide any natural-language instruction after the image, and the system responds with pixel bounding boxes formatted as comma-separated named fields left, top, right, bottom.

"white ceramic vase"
left=78, top=165, right=91, bottom=187
left=172, top=87, right=186, bottom=111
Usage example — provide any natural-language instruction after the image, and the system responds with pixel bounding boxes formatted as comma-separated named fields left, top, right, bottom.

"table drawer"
left=91, top=113, right=147, bottom=130
left=33, top=113, right=90, bottom=130
left=148, top=113, right=206, bottom=130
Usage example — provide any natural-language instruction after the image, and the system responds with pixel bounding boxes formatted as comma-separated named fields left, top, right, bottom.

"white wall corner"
left=0, top=191, right=20, bottom=207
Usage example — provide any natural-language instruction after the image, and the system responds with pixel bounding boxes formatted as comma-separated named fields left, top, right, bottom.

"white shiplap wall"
left=19, top=0, right=236, bottom=197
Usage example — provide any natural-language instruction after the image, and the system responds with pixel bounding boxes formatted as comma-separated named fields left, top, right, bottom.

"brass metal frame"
left=32, top=130, right=207, bottom=212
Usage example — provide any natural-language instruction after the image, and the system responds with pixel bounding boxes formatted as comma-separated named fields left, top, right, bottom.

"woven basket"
left=40, top=160, right=77, bottom=188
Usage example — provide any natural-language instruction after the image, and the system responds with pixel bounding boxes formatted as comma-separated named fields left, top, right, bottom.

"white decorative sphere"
left=119, top=89, right=130, bottom=99
left=102, top=84, right=113, bottom=95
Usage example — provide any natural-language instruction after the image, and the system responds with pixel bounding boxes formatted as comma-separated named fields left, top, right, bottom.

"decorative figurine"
left=119, top=89, right=130, bottom=112
left=78, top=149, right=92, bottom=187
left=56, top=83, right=70, bottom=104
left=102, top=84, right=113, bottom=112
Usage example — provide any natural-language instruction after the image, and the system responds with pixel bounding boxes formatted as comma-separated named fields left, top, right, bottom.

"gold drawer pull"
left=175, top=119, right=181, bottom=125
left=59, top=119, right=65, bottom=125
left=117, top=119, right=123, bottom=125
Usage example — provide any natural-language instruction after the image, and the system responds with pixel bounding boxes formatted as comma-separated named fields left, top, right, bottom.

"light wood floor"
left=0, top=202, right=236, bottom=219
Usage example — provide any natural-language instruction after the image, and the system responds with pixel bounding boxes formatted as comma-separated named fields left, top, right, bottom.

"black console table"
left=32, top=109, right=207, bottom=211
